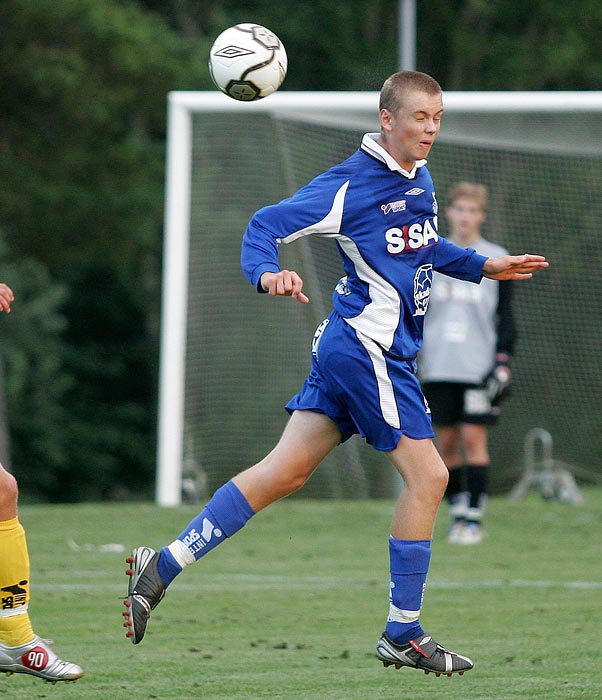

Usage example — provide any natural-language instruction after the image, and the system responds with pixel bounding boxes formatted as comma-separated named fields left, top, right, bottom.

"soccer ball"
left=208, top=24, right=287, bottom=101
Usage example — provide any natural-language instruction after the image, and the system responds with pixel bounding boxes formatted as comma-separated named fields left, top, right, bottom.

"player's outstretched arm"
left=482, top=254, right=549, bottom=281
left=0, top=283, right=14, bottom=313
left=260, top=270, right=309, bottom=304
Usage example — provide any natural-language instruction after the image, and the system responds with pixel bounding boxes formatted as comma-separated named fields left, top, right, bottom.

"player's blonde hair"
left=447, top=182, right=488, bottom=211
left=379, top=71, right=442, bottom=115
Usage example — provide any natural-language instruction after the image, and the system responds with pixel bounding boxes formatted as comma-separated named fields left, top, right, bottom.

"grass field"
left=2, top=487, right=601, bottom=700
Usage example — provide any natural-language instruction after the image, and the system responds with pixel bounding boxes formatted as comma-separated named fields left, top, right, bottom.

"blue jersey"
left=242, top=133, right=488, bottom=359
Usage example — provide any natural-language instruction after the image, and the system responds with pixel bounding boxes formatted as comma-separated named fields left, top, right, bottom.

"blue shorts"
left=285, top=312, right=434, bottom=451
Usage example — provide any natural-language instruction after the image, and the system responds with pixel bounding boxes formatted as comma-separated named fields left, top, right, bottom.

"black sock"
left=446, top=465, right=465, bottom=503
left=466, top=464, right=489, bottom=523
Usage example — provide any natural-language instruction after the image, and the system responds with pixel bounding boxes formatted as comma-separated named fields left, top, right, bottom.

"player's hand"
left=0, top=283, right=14, bottom=313
left=482, top=254, right=549, bottom=280
left=260, top=270, right=309, bottom=304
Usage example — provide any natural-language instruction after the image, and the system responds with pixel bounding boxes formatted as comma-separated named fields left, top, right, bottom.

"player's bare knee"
left=429, top=464, right=449, bottom=499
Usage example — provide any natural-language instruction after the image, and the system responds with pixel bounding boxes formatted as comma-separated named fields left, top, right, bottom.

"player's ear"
left=380, top=108, right=393, bottom=131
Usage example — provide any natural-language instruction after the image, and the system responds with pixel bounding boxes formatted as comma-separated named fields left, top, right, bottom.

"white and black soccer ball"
left=208, top=24, right=288, bottom=101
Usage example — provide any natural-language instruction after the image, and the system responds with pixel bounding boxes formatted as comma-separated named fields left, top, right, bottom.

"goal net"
left=156, top=90, right=602, bottom=506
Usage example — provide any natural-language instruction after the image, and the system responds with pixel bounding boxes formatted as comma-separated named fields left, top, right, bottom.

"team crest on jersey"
left=413, top=264, right=432, bottom=316
left=334, top=276, right=350, bottom=296
left=381, top=200, right=406, bottom=214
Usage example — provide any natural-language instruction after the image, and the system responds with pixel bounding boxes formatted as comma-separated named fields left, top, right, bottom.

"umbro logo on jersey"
left=404, top=187, right=425, bottom=195
left=381, top=200, right=406, bottom=214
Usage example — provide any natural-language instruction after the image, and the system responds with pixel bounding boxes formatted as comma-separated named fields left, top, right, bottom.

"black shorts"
left=422, top=381, right=500, bottom=427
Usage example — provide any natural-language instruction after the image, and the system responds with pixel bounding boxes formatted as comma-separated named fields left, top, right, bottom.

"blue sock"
left=385, top=538, right=431, bottom=644
left=157, top=481, right=255, bottom=586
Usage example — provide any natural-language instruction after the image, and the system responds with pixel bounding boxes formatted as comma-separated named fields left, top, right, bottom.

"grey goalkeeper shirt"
left=419, top=236, right=510, bottom=384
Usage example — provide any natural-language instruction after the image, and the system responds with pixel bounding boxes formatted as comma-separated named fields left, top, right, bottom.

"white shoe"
left=0, top=635, right=83, bottom=683
left=458, top=523, right=484, bottom=545
left=448, top=492, right=469, bottom=520
left=447, top=520, right=466, bottom=544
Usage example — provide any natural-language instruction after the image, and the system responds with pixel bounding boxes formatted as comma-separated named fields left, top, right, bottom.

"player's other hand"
left=482, top=254, right=549, bottom=281
left=260, top=270, right=309, bottom=304
left=0, top=283, right=14, bottom=313
left=486, top=353, right=512, bottom=402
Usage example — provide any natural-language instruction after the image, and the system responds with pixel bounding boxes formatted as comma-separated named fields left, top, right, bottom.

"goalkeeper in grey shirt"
left=419, top=182, right=515, bottom=545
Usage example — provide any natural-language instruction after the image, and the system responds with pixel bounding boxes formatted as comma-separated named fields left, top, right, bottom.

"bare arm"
left=260, top=270, right=309, bottom=304
left=482, top=254, right=549, bottom=281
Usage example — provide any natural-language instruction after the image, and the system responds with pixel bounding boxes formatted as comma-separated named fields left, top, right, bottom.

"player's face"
left=446, top=196, right=486, bottom=242
left=379, top=89, right=443, bottom=170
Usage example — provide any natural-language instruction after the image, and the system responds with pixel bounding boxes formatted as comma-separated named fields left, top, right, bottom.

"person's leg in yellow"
left=0, top=464, right=83, bottom=683
left=0, top=516, right=34, bottom=646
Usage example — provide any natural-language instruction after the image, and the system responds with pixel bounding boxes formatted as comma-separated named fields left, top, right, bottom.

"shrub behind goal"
left=157, top=91, right=602, bottom=506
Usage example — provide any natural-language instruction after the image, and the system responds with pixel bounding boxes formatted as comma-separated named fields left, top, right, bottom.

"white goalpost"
left=156, top=89, right=602, bottom=507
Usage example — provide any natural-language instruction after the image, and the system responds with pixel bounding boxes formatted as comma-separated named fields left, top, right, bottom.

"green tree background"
left=0, top=0, right=599, bottom=501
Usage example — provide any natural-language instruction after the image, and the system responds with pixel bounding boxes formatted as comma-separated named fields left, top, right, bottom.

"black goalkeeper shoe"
left=123, top=546, right=166, bottom=644
left=375, top=632, right=474, bottom=677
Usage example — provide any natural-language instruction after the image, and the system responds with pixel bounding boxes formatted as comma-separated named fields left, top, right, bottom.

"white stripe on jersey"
left=278, top=180, right=350, bottom=244
left=337, top=236, right=400, bottom=352
left=278, top=179, right=402, bottom=353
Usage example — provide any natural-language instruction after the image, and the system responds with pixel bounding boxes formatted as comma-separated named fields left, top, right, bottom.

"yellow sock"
left=0, top=517, right=35, bottom=646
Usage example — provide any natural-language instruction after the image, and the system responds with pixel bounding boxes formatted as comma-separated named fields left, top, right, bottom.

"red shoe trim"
left=409, top=639, right=429, bottom=658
